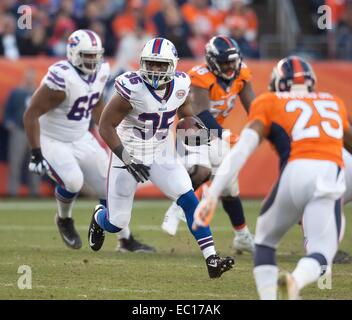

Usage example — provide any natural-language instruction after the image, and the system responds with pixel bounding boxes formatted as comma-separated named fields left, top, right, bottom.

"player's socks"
left=221, top=196, right=246, bottom=231
left=117, top=226, right=131, bottom=240
left=55, top=185, right=77, bottom=218
left=222, top=197, right=254, bottom=253
left=177, top=190, right=216, bottom=259
left=292, top=256, right=324, bottom=290
left=99, top=199, right=107, bottom=207
left=253, top=265, right=279, bottom=300
left=95, top=207, right=121, bottom=233
left=97, top=199, right=131, bottom=238
left=253, top=244, right=278, bottom=299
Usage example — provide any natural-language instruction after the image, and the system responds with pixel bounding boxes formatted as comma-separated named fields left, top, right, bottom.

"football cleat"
left=88, top=205, right=105, bottom=251
left=55, top=214, right=82, bottom=249
left=117, top=235, right=156, bottom=253
left=206, top=254, right=235, bottom=279
left=233, top=232, right=255, bottom=254
left=277, top=271, right=301, bottom=300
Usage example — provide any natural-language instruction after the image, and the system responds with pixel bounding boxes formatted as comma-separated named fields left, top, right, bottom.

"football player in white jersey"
left=88, top=37, right=235, bottom=278
left=24, top=29, right=155, bottom=253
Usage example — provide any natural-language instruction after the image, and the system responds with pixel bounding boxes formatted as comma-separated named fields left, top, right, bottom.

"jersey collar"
left=69, top=62, right=97, bottom=85
left=145, top=79, right=174, bottom=104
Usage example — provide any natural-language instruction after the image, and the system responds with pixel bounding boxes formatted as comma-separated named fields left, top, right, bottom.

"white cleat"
left=161, top=203, right=185, bottom=236
left=233, top=232, right=255, bottom=254
left=278, top=272, right=301, bottom=300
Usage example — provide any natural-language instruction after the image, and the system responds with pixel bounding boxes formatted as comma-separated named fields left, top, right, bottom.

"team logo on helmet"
left=139, top=38, right=178, bottom=89
left=171, top=45, right=178, bottom=58
left=68, top=36, right=80, bottom=48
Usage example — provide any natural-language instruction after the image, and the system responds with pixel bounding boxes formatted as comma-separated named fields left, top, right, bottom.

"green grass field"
left=0, top=199, right=351, bottom=300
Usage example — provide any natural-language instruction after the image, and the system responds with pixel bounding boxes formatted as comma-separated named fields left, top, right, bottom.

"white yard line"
left=0, top=200, right=171, bottom=211
left=0, top=199, right=262, bottom=211
left=0, top=283, right=14, bottom=287
left=0, top=283, right=161, bottom=294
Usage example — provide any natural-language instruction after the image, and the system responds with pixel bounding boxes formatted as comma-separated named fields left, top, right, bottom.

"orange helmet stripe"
left=292, top=56, right=305, bottom=84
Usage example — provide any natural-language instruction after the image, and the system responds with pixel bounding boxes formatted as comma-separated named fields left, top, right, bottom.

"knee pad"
left=188, top=165, right=211, bottom=190
left=64, top=170, right=84, bottom=193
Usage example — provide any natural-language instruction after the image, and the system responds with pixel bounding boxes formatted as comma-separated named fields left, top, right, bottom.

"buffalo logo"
left=176, top=89, right=186, bottom=99
left=171, top=45, right=178, bottom=58
left=68, top=36, right=80, bottom=47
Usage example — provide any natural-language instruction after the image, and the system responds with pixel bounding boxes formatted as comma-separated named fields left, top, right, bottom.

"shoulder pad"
left=114, top=71, right=143, bottom=100
left=188, top=65, right=215, bottom=90
left=44, top=60, right=70, bottom=91
left=174, top=71, right=191, bottom=89
left=239, top=62, right=252, bottom=82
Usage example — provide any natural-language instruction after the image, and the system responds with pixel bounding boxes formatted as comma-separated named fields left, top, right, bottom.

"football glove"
left=124, top=160, right=150, bottom=183
left=112, top=145, right=150, bottom=183
left=28, top=148, right=49, bottom=176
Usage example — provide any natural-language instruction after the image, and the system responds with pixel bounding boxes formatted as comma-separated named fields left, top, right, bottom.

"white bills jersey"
left=114, top=70, right=190, bottom=163
left=40, top=60, right=110, bottom=142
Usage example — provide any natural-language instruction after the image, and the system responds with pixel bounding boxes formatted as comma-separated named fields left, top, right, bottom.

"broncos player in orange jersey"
left=161, top=35, right=256, bottom=254
left=193, top=56, right=352, bottom=299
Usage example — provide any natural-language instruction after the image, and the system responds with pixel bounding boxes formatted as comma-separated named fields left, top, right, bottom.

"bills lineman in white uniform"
left=24, top=29, right=155, bottom=252
left=88, top=37, right=235, bottom=278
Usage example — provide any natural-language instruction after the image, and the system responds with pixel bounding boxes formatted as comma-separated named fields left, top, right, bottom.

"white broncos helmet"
left=66, top=29, right=104, bottom=75
left=140, top=38, right=179, bottom=89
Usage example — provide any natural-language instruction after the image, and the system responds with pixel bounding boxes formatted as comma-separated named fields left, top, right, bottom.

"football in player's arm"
left=89, top=37, right=235, bottom=278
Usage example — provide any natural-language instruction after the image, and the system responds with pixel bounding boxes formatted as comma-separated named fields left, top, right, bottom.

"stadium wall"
left=0, top=58, right=351, bottom=198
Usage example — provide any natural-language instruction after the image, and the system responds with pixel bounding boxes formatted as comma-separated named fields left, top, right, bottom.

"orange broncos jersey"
left=248, top=91, right=349, bottom=168
left=188, top=63, right=252, bottom=126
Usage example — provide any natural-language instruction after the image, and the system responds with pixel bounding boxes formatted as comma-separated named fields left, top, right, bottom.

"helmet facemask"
left=206, top=49, right=242, bottom=81
left=140, top=58, right=175, bottom=89
left=66, top=30, right=104, bottom=75
left=76, top=49, right=104, bottom=75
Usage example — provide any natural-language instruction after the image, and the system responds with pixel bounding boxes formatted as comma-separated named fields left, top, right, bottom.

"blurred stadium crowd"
left=1, top=0, right=352, bottom=197
left=0, top=0, right=352, bottom=61
left=0, top=0, right=261, bottom=60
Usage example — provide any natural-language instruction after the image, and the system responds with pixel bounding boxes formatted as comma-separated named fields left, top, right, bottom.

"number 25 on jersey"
left=286, top=100, right=343, bottom=141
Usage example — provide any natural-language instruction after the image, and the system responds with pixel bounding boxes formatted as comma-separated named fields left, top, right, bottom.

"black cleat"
left=88, top=205, right=105, bottom=251
left=206, top=254, right=235, bottom=278
left=117, top=234, right=156, bottom=253
left=55, top=214, right=82, bottom=249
